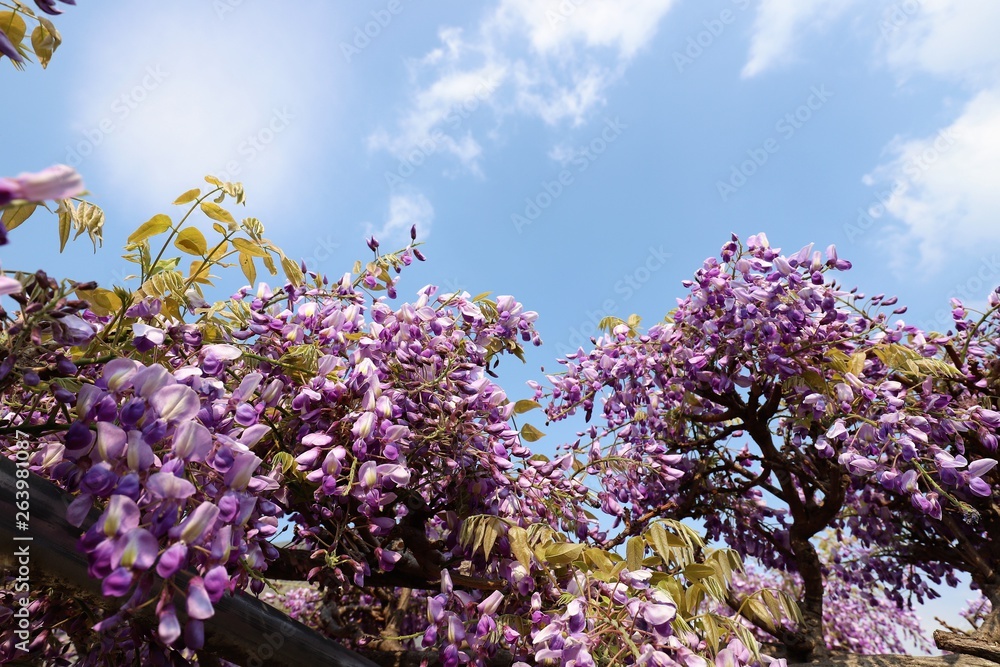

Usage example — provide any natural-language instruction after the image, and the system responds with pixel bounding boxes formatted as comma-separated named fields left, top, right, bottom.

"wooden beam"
left=0, top=454, right=378, bottom=667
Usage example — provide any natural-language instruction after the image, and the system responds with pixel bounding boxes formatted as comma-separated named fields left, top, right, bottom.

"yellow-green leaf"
left=683, top=563, right=717, bottom=581
left=188, top=260, right=213, bottom=285
left=77, top=288, right=122, bottom=317
left=200, top=201, right=235, bottom=225
left=173, top=188, right=201, bottom=205
left=232, top=237, right=267, bottom=257
left=848, top=352, right=866, bottom=377
left=508, top=526, right=531, bottom=571
left=58, top=204, right=70, bottom=252
left=281, top=256, right=303, bottom=287
left=544, top=543, right=585, bottom=565
left=174, top=227, right=207, bottom=256
left=0, top=12, right=27, bottom=49
left=30, top=17, right=59, bottom=68
left=513, top=399, right=541, bottom=415
left=520, top=423, right=545, bottom=442
left=239, top=251, right=256, bottom=284
left=127, top=214, right=172, bottom=245
left=261, top=253, right=277, bottom=276
left=626, top=536, right=645, bottom=571
left=2, top=203, right=38, bottom=232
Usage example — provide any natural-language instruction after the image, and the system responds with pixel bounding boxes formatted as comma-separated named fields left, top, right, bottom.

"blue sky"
left=4, top=0, right=999, bottom=641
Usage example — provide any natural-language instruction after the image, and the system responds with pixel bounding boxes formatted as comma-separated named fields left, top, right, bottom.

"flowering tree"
left=2, top=5, right=998, bottom=665
left=0, top=167, right=804, bottom=666
left=536, top=233, right=1000, bottom=662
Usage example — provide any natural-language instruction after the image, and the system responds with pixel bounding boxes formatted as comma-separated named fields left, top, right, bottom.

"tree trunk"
left=934, top=584, right=1000, bottom=664
left=789, top=534, right=829, bottom=663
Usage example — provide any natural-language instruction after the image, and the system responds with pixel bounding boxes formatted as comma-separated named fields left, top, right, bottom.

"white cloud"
left=863, top=89, right=1000, bottom=270
left=365, top=191, right=435, bottom=246
left=490, top=0, right=677, bottom=60
left=742, top=0, right=858, bottom=78
left=863, top=1, right=1000, bottom=271
left=881, top=0, right=1000, bottom=85
left=66, top=2, right=343, bottom=217
left=370, top=0, right=677, bottom=174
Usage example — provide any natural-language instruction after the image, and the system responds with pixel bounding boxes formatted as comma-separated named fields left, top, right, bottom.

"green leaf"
left=2, top=203, right=38, bottom=232
left=173, top=188, right=201, bottom=205
left=174, top=227, right=207, bottom=256
left=272, top=452, right=295, bottom=474
left=513, top=399, right=541, bottom=414
left=128, top=214, right=172, bottom=245
left=520, top=423, right=545, bottom=442
left=200, top=201, right=235, bottom=226
left=150, top=257, right=180, bottom=275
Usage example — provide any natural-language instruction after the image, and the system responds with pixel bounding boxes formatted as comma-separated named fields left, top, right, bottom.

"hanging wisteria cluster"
left=1, top=166, right=999, bottom=665
left=537, top=232, right=1000, bottom=659
left=0, top=169, right=807, bottom=666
